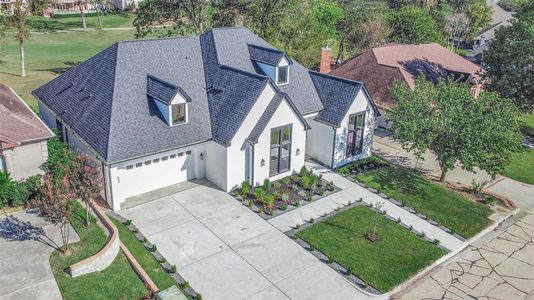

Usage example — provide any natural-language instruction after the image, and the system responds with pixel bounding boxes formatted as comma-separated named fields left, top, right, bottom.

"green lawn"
left=1, top=30, right=136, bottom=111
left=50, top=202, right=146, bottom=300
left=27, top=13, right=135, bottom=32
left=519, top=114, right=534, bottom=135
left=504, top=149, right=534, bottom=184
left=110, top=217, right=188, bottom=295
left=297, top=206, right=446, bottom=292
left=355, top=166, right=493, bottom=238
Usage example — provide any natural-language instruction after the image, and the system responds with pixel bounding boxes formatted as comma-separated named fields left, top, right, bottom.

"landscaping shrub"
left=41, top=132, right=76, bottom=181
left=0, top=172, right=36, bottom=208
left=255, top=187, right=266, bottom=200
left=6, top=182, right=31, bottom=207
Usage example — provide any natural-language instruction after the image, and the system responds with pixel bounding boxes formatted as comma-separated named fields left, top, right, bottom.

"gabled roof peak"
left=147, top=75, right=192, bottom=105
left=247, top=44, right=292, bottom=66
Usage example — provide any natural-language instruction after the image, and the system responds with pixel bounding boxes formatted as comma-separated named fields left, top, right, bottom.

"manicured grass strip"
left=50, top=201, right=146, bottom=300
left=110, top=217, right=182, bottom=293
left=518, top=114, right=534, bottom=134
left=504, top=149, right=534, bottom=185
left=297, top=206, right=445, bottom=292
left=27, top=14, right=135, bottom=32
left=2, top=30, right=136, bottom=111
left=355, top=166, right=492, bottom=238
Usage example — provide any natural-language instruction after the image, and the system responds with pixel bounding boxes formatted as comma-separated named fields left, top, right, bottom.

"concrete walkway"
left=119, top=181, right=374, bottom=300
left=269, top=162, right=465, bottom=252
left=0, top=210, right=79, bottom=300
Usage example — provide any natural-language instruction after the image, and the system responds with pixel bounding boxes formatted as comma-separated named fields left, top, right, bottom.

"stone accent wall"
left=67, top=202, right=120, bottom=277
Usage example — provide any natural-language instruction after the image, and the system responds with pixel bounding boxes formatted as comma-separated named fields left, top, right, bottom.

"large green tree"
left=387, top=6, right=445, bottom=45
left=482, top=2, right=534, bottom=113
left=388, top=78, right=522, bottom=182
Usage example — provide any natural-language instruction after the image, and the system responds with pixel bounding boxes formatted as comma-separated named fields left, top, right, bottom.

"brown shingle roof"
left=0, top=83, right=53, bottom=149
left=331, top=43, right=483, bottom=108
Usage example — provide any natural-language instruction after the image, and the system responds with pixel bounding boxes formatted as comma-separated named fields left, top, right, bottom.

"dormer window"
left=277, top=66, right=288, bottom=85
left=171, top=103, right=187, bottom=126
left=147, top=75, right=192, bottom=127
left=248, top=44, right=292, bottom=86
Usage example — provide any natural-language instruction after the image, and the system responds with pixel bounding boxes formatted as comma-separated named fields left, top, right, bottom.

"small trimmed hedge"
left=0, top=172, right=41, bottom=209
left=52, top=12, right=100, bottom=18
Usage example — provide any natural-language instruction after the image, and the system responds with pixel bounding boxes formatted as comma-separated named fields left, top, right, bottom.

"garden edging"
left=67, top=201, right=120, bottom=277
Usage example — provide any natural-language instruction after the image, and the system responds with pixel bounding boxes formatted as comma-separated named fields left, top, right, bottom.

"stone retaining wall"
left=67, top=202, right=120, bottom=277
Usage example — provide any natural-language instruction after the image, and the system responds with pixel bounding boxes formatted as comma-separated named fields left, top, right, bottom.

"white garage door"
left=111, top=149, right=199, bottom=205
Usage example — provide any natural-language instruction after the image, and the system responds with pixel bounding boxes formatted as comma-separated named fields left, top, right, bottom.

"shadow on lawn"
left=0, top=213, right=62, bottom=250
left=27, top=19, right=84, bottom=32
left=365, top=167, right=429, bottom=199
left=42, top=61, right=83, bottom=75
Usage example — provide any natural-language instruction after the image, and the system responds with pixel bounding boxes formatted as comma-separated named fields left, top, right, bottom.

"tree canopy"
left=388, top=77, right=523, bottom=182
left=482, top=2, right=534, bottom=113
left=386, top=6, right=445, bottom=45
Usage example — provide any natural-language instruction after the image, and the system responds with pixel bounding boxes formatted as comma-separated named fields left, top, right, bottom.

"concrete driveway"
left=0, top=210, right=78, bottom=300
left=120, top=181, right=372, bottom=300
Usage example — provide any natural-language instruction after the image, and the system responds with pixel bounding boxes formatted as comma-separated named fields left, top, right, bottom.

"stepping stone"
left=389, top=198, right=402, bottom=206
left=134, top=232, right=145, bottom=242
left=400, top=222, right=412, bottom=230
left=144, top=242, right=153, bottom=250
left=428, top=219, right=439, bottom=226
left=127, top=223, right=138, bottom=232
left=405, top=207, right=416, bottom=214
left=107, top=212, right=128, bottom=224
left=331, top=262, right=347, bottom=274
left=185, top=287, right=197, bottom=298
left=171, top=272, right=186, bottom=285
left=412, top=229, right=424, bottom=237
left=378, top=193, right=389, bottom=199
left=440, top=225, right=452, bottom=233
left=369, top=188, right=378, bottom=193
left=453, top=233, right=466, bottom=241
left=152, top=251, right=165, bottom=263
left=295, top=239, right=311, bottom=250
left=416, top=213, right=427, bottom=220
left=356, top=182, right=367, bottom=188
left=385, top=214, right=398, bottom=222
left=161, top=261, right=173, bottom=272
left=313, top=250, right=329, bottom=263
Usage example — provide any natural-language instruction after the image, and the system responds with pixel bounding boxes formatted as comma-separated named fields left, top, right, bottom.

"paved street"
left=0, top=210, right=78, bottom=300
left=396, top=209, right=534, bottom=299
left=119, top=181, right=374, bottom=300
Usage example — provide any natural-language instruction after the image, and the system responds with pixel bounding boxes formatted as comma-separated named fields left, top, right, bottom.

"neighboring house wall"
left=108, top=143, right=206, bottom=210
left=333, top=90, right=375, bottom=168
left=205, top=140, right=228, bottom=190
left=0, top=141, right=48, bottom=180
left=253, top=99, right=306, bottom=186
left=305, top=117, right=334, bottom=167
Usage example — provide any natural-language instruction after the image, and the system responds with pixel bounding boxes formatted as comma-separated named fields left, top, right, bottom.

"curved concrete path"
left=269, top=162, right=465, bottom=252
left=0, top=210, right=79, bottom=300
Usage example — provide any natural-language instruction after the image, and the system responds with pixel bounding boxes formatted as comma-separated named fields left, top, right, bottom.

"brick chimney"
left=319, top=47, right=331, bottom=73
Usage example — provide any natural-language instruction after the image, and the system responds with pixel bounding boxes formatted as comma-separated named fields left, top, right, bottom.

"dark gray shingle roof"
left=309, top=71, right=379, bottom=128
left=247, top=92, right=310, bottom=144
left=211, top=28, right=324, bottom=115
left=147, top=75, right=192, bottom=105
left=34, top=27, right=377, bottom=163
left=247, top=44, right=291, bottom=66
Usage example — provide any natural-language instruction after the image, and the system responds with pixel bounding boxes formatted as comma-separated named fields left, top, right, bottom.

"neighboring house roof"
left=147, top=75, right=192, bottom=105
left=310, top=71, right=379, bottom=128
left=331, top=43, right=483, bottom=108
left=34, top=27, right=373, bottom=163
left=0, top=83, right=53, bottom=150
left=474, top=1, right=513, bottom=43
left=248, top=44, right=292, bottom=66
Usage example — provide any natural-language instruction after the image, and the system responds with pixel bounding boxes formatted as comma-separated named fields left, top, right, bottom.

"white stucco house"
left=33, top=27, right=379, bottom=210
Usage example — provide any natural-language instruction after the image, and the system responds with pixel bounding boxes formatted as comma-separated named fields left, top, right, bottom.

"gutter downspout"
left=331, top=127, right=337, bottom=169
left=251, top=143, right=255, bottom=186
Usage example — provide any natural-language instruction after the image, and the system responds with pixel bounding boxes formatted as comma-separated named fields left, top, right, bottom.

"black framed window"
left=277, top=66, right=288, bottom=84
left=270, top=125, right=291, bottom=176
left=346, top=112, right=365, bottom=157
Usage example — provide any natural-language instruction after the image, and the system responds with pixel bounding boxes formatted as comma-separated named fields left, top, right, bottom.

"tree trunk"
left=19, top=38, right=25, bottom=77
left=336, top=36, right=345, bottom=64
left=86, top=200, right=90, bottom=227
left=80, top=4, right=87, bottom=31
left=96, top=8, right=101, bottom=27
left=440, top=168, right=448, bottom=183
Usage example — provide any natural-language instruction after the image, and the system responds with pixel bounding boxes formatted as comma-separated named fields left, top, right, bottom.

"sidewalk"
left=268, top=161, right=465, bottom=252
